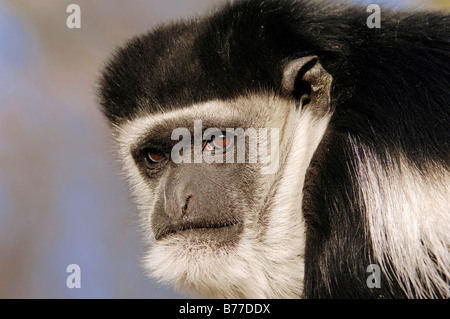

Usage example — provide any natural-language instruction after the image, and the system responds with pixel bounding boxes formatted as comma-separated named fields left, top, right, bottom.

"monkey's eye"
left=145, top=149, right=167, bottom=164
left=204, top=134, right=231, bottom=151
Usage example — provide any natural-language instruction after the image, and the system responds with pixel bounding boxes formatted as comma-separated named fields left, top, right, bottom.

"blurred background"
left=0, top=0, right=448, bottom=299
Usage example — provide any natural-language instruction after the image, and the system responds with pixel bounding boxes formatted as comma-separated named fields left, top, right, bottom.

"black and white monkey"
left=98, top=0, right=449, bottom=298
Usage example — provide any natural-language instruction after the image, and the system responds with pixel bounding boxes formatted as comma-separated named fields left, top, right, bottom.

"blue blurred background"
left=0, top=0, right=447, bottom=299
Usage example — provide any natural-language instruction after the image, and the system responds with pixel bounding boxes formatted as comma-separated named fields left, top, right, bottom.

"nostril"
left=182, top=195, right=193, bottom=215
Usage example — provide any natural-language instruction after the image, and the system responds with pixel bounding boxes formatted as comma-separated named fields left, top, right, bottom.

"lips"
left=154, top=220, right=241, bottom=241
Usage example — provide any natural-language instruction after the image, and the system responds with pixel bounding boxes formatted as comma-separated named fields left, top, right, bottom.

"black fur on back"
left=98, top=0, right=450, bottom=298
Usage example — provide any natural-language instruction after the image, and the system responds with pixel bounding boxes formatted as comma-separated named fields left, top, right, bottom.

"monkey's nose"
left=164, top=179, right=194, bottom=221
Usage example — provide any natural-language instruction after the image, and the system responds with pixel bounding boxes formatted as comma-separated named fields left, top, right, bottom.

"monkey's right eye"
left=145, top=149, right=167, bottom=165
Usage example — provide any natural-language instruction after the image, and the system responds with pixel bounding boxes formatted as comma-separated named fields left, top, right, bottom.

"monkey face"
left=110, top=78, right=332, bottom=298
left=124, top=96, right=285, bottom=247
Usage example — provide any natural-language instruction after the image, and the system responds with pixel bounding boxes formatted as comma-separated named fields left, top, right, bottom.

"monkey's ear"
left=281, top=56, right=333, bottom=115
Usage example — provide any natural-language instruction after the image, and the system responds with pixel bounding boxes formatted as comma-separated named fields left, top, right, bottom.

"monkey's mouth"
left=154, top=220, right=242, bottom=241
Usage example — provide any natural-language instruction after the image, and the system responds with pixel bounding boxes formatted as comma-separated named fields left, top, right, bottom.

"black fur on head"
left=99, top=0, right=344, bottom=124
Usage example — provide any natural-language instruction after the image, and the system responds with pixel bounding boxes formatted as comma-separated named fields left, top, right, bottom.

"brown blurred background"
left=0, top=0, right=448, bottom=299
